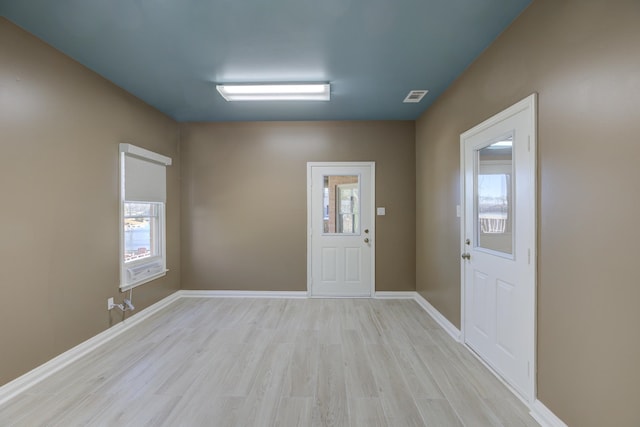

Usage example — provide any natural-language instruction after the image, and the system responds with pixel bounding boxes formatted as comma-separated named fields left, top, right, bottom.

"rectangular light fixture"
left=216, top=83, right=330, bottom=101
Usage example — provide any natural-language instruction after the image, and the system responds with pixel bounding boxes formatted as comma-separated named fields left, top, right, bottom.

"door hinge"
left=527, top=135, right=531, bottom=152
left=528, top=249, right=531, bottom=265
left=528, top=361, right=531, bottom=378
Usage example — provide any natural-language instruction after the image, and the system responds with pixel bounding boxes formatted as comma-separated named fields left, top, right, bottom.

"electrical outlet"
left=107, top=297, right=114, bottom=310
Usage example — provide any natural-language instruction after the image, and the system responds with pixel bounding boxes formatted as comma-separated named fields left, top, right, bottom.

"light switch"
left=376, top=207, right=386, bottom=216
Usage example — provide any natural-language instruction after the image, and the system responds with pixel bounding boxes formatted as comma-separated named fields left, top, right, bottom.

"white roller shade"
left=120, top=144, right=171, bottom=203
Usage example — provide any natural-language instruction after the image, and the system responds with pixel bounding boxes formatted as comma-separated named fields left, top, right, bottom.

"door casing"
left=307, top=162, right=376, bottom=297
left=459, top=94, right=537, bottom=404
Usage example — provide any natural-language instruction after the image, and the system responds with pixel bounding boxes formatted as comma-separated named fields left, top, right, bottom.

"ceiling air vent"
left=403, top=89, right=429, bottom=103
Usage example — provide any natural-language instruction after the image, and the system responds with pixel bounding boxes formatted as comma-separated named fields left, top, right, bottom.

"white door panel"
left=308, top=163, right=374, bottom=297
left=471, top=270, right=490, bottom=337
left=461, top=95, right=536, bottom=402
left=321, top=247, right=337, bottom=281
left=344, top=247, right=361, bottom=282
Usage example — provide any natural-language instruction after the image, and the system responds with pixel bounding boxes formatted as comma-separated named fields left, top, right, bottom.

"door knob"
left=461, top=253, right=471, bottom=260
left=364, top=238, right=370, bottom=243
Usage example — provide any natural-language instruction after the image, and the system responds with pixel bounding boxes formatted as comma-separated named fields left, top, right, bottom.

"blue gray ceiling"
left=0, top=0, right=531, bottom=122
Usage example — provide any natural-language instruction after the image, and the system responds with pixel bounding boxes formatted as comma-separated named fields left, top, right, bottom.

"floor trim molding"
left=1, top=289, right=566, bottom=427
left=374, top=291, right=416, bottom=299
left=412, top=292, right=567, bottom=427
left=178, top=289, right=308, bottom=298
left=412, top=292, right=462, bottom=342
left=530, top=400, right=568, bottom=427
left=0, top=290, right=182, bottom=406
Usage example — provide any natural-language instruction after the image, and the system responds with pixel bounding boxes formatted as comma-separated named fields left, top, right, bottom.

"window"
left=475, top=135, right=514, bottom=256
left=124, top=202, right=160, bottom=262
left=119, top=143, right=171, bottom=290
left=322, top=175, right=360, bottom=234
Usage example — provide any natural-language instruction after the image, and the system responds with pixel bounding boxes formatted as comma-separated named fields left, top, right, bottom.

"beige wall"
left=7, top=1, right=639, bottom=423
left=0, top=18, right=181, bottom=386
left=180, top=121, right=415, bottom=292
left=416, top=1, right=640, bottom=426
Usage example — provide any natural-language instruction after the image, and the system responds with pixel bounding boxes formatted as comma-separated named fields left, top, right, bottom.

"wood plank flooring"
left=0, top=298, right=539, bottom=426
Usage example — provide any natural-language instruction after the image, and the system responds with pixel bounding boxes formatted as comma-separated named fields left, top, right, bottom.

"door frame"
left=459, top=94, right=537, bottom=404
left=306, top=162, right=376, bottom=297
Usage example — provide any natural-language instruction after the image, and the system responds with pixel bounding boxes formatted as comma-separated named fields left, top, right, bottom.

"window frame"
left=119, top=144, right=171, bottom=291
left=123, top=201, right=163, bottom=261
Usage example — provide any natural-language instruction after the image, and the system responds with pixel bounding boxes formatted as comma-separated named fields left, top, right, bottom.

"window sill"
left=120, top=269, right=168, bottom=292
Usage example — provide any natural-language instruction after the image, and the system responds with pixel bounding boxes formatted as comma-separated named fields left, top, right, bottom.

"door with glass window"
left=461, top=95, right=536, bottom=402
left=308, top=163, right=374, bottom=297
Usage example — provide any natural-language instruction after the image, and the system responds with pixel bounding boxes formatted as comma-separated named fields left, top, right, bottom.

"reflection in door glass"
left=323, top=175, right=360, bottom=234
left=476, top=135, right=514, bottom=255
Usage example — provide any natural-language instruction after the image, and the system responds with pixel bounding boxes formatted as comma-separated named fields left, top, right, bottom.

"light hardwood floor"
left=0, top=298, right=539, bottom=426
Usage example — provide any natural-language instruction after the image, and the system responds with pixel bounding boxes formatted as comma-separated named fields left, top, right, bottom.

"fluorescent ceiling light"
left=216, top=83, right=330, bottom=101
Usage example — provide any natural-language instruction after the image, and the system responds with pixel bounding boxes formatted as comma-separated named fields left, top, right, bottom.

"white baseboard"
left=530, top=400, right=567, bottom=427
left=413, top=292, right=462, bottom=342
left=3, top=287, right=562, bottom=427
left=374, top=291, right=416, bottom=299
left=0, top=290, right=181, bottom=406
left=178, top=289, right=308, bottom=298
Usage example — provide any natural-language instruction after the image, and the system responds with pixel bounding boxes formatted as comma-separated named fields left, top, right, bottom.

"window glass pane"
left=475, top=136, right=514, bottom=255
left=124, top=202, right=160, bottom=262
left=322, top=175, right=360, bottom=234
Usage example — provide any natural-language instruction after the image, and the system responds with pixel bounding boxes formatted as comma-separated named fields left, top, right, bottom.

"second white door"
left=308, top=163, right=374, bottom=297
left=461, top=95, right=536, bottom=402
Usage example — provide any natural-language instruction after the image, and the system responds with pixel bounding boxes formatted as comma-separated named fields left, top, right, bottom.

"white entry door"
left=308, top=163, right=374, bottom=297
left=461, top=95, right=536, bottom=402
